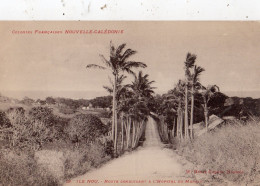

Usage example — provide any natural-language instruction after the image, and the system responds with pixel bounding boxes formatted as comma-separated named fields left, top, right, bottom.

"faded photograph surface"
left=0, top=21, right=260, bottom=186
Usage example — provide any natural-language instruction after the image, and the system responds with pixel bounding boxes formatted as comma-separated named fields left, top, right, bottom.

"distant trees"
left=20, top=97, right=34, bottom=106
left=45, top=97, right=56, bottom=105
left=35, top=96, right=112, bottom=110
left=90, top=96, right=112, bottom=108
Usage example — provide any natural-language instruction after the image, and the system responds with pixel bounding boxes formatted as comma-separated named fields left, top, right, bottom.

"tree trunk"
left=203, top=96, right=209, bottom=132
left=177, top=112, right=180, bottom=138
left=134, top=122, right=140, bottom=148
left=112, top=76, right=115, bottom=148
left=115, top=99, right=118, bottom=155
left=126, top=117, right=131, bottom=149
left=184, top=82, right=189, bottom=140
left=123, top=117, right=127, bottom=151
left=131, top=121, right=136, bottom=149
left=204, top=105, right=209, bottom=132
left=172, top=117, right=175, bottom=139
left=121, top=115, right=124, bottom=152
left=177, top=102, right=181, bottom=139
left=180, top=110, right=183, bottom=141
left=190, top=85, right=194, bottom=139
left=112, top=74, right=118, bottom=155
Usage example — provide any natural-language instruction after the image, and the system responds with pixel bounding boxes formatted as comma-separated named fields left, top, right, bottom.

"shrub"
left=29, top=106, right=70, bottom=140
left=177, top=118, right=260, bottom=184
left=98, top=110, right=111, bottom=119
left=0, top=150, right=60, bottom=186
left=28, top=107, right=55, bottom=127
left=64, top=141, right=111, bottom=179
left=58, top=106, right=76, bottom=115
left=0, top=111, right=11, bottom=128
left=5, top=108, right=58, bottom=150
left=65, top=114, right=108, bottom=144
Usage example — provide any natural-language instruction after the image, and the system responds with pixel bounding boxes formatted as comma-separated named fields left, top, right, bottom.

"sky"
left=0, top=21, right=259, bottom=99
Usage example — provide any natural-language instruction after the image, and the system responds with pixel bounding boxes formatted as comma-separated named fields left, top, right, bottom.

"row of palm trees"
left=86, top=41, right=155, bottom=156
left=157, top=53, right=219, bottom=141
left=86, top=41, right=220, bottom=155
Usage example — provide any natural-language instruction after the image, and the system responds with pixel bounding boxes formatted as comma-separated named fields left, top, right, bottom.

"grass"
left=176, top=118, right=260, bottom=184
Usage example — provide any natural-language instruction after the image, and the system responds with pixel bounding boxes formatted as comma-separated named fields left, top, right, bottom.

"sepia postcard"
left=0, top=21, right=260, bottom=186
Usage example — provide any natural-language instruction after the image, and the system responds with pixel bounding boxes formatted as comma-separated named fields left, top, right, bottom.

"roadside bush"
left=0, top=150, right=59, bottom=186
left=5, top=108, right=58, bottom=150
left=65, top=114, right=108, bottom=144
left=58, top=106, right=76, bottom=115
left=29, top=107, right=55, bottom=127
left=64, top=141, right=111, bottom=179
left=29, top=106, right=70, bottom=140
left=6, top=107, right=25, bottom=115
left=0, top=111, right=11, bottom=128
left=177, top=118, right=260, bottom=184
left=98, top=110, right=111, bottom=119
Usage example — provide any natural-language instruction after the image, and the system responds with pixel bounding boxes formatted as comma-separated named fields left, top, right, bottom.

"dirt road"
left=64, top=117, right=199, bottom=186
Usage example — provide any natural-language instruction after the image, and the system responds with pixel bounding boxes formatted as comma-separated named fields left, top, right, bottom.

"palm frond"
left=110, top=41, right=115, bottom=57
left=108, top=76, right=114, bottom=86
left=116, top=43, right=126, bottom=56
left=103, top=86, right=113, bottom=94
left=117, top=75, right=127, bottom=85
left=193, top=65, right=205, bottom=82
left=124, top=68, right=136, bottom=76
left=121, top=49, right=137, bottom=62
left=99, top=54, right=112, bottom=68
left=185, top=52, right=197, bottom=68
left=123, top=61, right=147, bottom=70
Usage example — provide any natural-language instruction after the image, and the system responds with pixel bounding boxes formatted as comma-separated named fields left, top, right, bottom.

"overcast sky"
left=0, top=21, right=259, bottom=99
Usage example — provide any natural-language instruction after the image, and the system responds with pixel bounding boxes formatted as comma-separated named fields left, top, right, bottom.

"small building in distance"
left=86, top=103, right=93, bottom=110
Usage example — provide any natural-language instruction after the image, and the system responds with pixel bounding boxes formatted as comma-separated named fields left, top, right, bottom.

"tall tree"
left=184, top=53, right=196, bottom=140
left=200, top=85, right=219, bottom=131
left=166, top=80, right=185, bottom=141
left=189, top=65, right=205, bottom=139
left=86, top=41, right=146, bottom=155
left=104, top=74, right=131, bottom=153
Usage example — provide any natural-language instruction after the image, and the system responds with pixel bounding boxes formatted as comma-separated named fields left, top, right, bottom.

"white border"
left=0, top=0, right=259, bottom=20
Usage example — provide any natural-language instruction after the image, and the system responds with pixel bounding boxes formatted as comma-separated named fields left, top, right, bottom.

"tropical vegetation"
left=0, top=41, right=259, bottom=186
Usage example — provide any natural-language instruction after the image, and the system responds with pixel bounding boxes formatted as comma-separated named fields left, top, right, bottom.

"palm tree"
left=184, top=53, right=196, bottom=140
left=167, top=80, right=185, bottom=141
left=130, top=71, right=155, bottom=99
left=161, top=93, right=178, bottom=142
left=189, top=65, right=205, bottom=139
left=200, top=85, right=219, bottom=131
left=103, top=74, right=131, bottom=153
left=128, top=71, right=155, bottom=148
left=86, top=41, right=146, bottom=155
